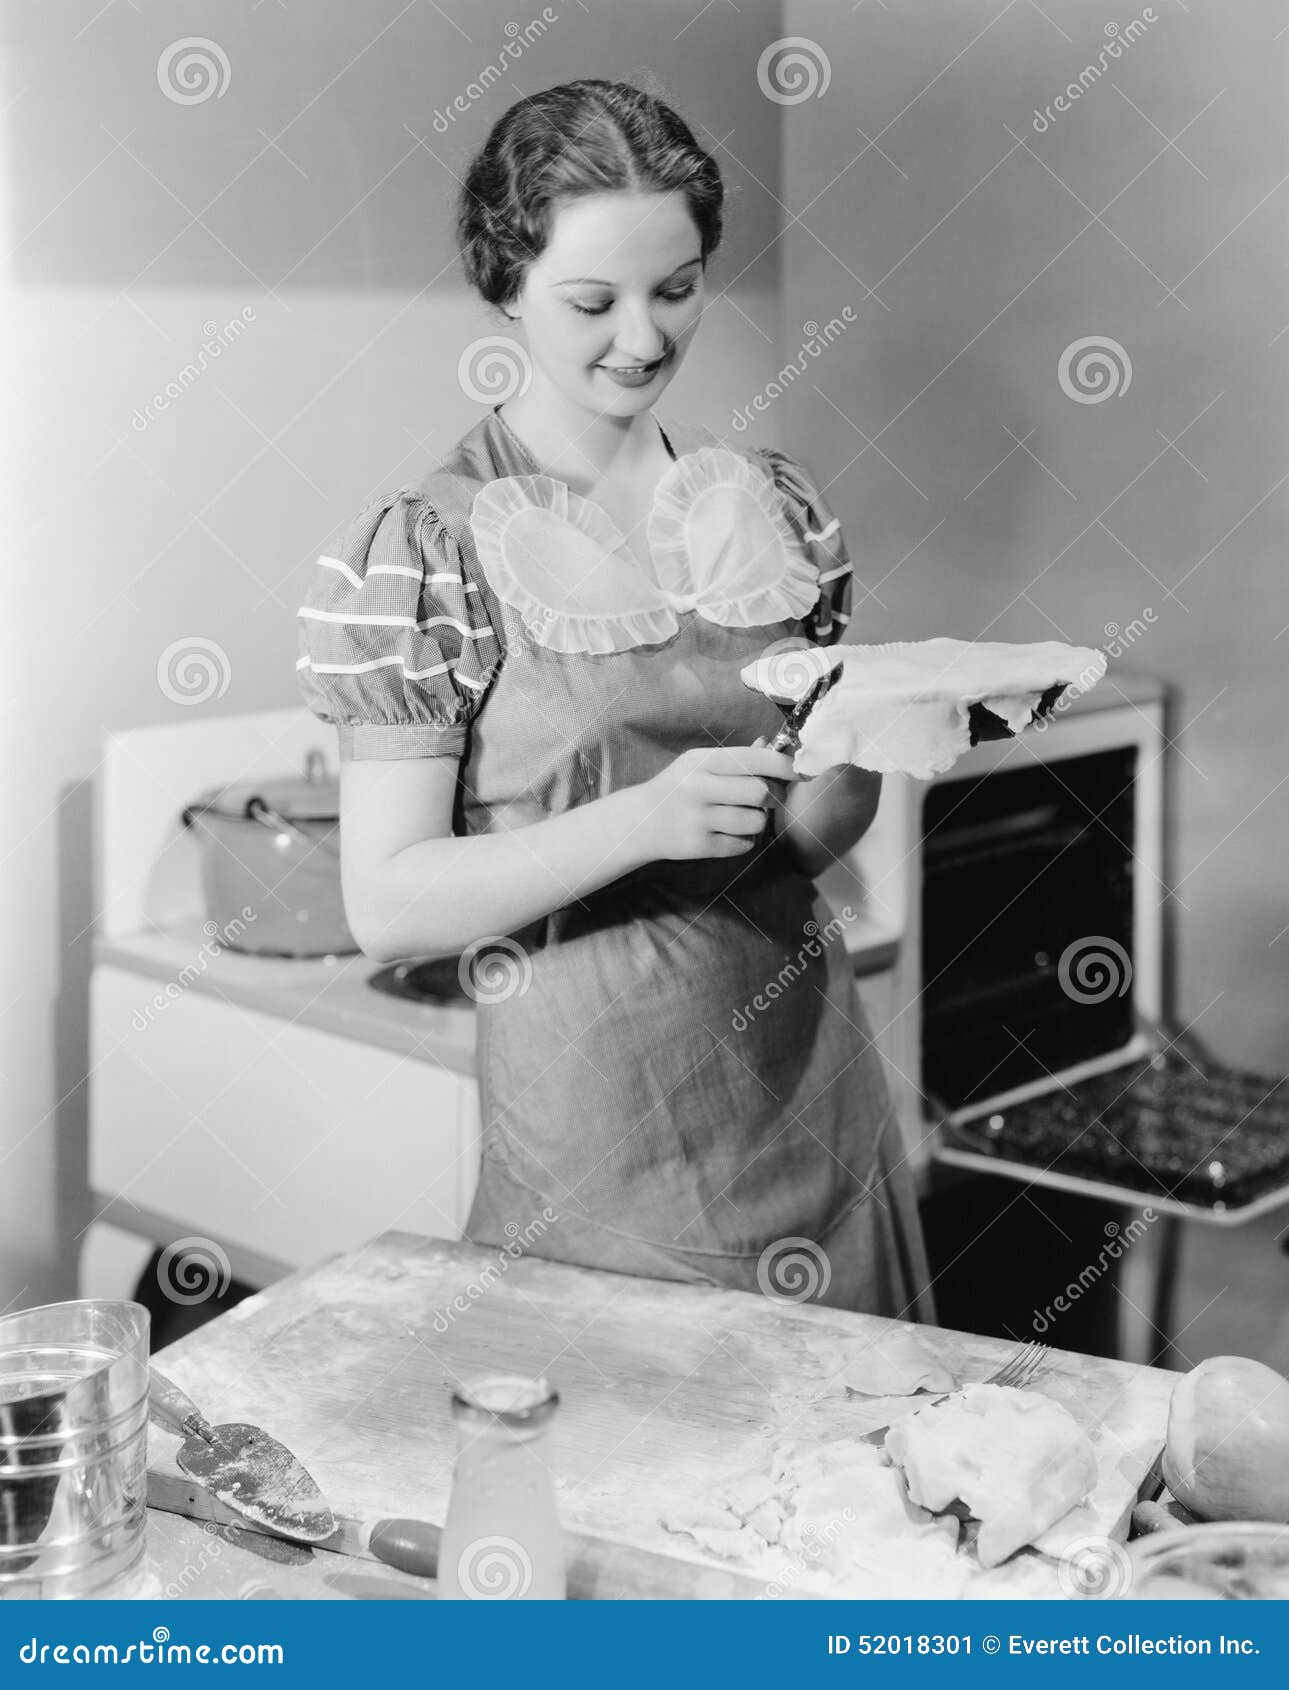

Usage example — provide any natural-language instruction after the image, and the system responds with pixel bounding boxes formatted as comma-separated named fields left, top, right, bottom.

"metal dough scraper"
left=149, top=1368, right=335, bottom=1542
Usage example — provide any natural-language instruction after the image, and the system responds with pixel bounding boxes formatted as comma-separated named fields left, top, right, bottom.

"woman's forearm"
left=780, top=765, right=882, bottom=878
left=360, top=786, right=654, bottom=963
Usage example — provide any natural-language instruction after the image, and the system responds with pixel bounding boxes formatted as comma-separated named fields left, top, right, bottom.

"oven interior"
left=921, top=745, right=1289, bottom=1215
left=920, top=746, right=1137, bottom=1114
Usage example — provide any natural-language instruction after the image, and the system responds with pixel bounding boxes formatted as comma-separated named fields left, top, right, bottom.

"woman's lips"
left=597, top=355, right=668, bottom=388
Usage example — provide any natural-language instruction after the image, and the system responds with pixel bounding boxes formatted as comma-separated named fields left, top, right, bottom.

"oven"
left=819, top=671, right=1289, bottom=1360
left=826, top=673, right=1165, bottom=1164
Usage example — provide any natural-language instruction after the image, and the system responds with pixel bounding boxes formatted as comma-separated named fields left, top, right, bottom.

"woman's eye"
left=568, top=284, right=698, bottom=318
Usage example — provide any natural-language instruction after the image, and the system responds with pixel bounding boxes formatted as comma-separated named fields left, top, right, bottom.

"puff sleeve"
left=754, top=447, right=854, bottom=647
left=295, top=491, right=502, bottom=760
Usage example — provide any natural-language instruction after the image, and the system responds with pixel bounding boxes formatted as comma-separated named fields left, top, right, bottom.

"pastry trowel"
left=149, top=1368, right=335, bottom=1543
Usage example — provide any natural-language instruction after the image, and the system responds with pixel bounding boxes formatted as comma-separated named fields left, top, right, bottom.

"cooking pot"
left=180, top=748, right=358, bottom=958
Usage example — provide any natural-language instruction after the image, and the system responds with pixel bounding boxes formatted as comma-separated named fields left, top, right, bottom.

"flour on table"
left=659, top=1437, right=970, bottom=1598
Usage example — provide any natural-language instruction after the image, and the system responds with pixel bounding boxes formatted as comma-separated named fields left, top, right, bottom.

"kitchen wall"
left=773, top=0, right=1289, bottom=1367
left=774, top=0, right=1288, bottom=1069
left=0, top=0, right=787, bottom=1308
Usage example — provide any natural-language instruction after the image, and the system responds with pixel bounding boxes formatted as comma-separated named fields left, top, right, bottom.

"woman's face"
left=507, top=190, right=706, bottom=417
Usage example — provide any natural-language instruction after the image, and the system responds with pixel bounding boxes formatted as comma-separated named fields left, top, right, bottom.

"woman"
left=296, top=79, right=935, bottom=1321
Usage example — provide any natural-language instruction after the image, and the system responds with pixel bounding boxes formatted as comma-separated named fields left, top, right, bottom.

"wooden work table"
left=126, top=1231, right=1177, bottom=1601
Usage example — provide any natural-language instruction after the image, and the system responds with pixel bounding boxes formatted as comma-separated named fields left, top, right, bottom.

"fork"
left=857, top=1339, right=1051, bottom=1445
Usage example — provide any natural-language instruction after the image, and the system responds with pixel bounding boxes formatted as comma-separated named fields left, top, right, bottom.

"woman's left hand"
left=752, top=740, right=881, bottom=878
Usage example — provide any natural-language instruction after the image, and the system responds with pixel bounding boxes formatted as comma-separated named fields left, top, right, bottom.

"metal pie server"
left=768, top=665, right=838, bottom=756
left=149, top=1368, right=335, bottom=1543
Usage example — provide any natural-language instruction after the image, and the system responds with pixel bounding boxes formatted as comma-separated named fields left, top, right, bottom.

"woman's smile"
left=596, top=352, right=670, bottom=387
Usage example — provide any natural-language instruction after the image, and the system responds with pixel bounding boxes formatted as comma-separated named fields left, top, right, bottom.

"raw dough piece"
left=744, top=638, right=1106, bottom=706
left=746, top=1499, right=784, bottom=1545
left=658, top=1469, right=791, bottom=1558
left=658, top=1500, right=741, bottom=1535
left=803, top=693, right=971, bottom=780
left=664, top=1520, right=763, bottom=1562
left=716, top=1471, right=782, bottom=1519
left=658, top=1438, right=967, bottom=1594
left=740, top=642, right=833, bottom=703
left=835, top=1329, right=957, bottom=1398
left=885, top=1383, right=1097, bottom=1569
left=780, top=1440, right=966, bottom=1597
left=740, top=637, right=1108, bottom=778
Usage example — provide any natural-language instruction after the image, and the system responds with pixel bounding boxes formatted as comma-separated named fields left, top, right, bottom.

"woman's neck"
left=498, top=378, right=664, bottom=495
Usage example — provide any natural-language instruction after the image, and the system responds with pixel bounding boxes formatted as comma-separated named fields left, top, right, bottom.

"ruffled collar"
left=468, top=411, right=820, bottom=654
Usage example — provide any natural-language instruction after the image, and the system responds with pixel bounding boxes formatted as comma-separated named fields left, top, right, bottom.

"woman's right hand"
left=627, top=745, right=800, bottom=861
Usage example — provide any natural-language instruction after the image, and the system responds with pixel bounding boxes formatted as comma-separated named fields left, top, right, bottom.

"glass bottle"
left=436, top=1373, right=565, bottom=1599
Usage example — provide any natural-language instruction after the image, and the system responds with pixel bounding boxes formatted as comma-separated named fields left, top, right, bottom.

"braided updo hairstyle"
left=457, top=80, right=724, bottom=314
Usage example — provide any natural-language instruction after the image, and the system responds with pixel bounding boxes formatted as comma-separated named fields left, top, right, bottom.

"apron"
left=420, top=410, right=935, bottom=1322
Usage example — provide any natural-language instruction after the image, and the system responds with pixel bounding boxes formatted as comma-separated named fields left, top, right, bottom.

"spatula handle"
left=149, top=1367, right=216, bottom=1444
left=364, top=1517, right=440, bottom=1579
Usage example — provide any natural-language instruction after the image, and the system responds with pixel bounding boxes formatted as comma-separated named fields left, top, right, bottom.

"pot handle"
left=246, top=796, right=342, bottom=855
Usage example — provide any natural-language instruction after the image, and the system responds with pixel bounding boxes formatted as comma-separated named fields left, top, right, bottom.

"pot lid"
left=193, top=748, right=340, bottom=822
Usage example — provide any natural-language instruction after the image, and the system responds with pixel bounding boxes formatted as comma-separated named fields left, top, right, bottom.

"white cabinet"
left=88, top=965, right=481, bottom=1286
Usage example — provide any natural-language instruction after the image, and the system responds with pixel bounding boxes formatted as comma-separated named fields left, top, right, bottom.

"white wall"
left=777, top=0, right=1289, bottom=1070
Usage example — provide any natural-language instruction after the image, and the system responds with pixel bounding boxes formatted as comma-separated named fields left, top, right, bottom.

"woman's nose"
left=614, top=302, right=668, bottom=362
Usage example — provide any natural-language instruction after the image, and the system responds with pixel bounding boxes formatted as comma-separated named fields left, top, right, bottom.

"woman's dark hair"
left=457, top=79, right=723, bottom=311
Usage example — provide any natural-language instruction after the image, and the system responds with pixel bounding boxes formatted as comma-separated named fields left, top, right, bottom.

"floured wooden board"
left=147, top=1232, right=1174, bottom=1598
